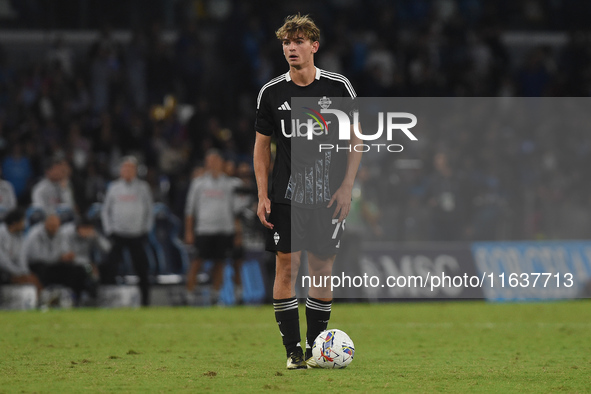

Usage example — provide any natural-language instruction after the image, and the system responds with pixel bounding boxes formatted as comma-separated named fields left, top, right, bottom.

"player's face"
left=282, top=34, right=318, bottom=68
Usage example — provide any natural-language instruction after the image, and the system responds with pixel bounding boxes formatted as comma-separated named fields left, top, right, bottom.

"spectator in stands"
left=100, top=156, right=154, bottom=306
left=0, top=209, right=42, bottom=291
left=31, top=156, right=75, bottom=214
left=45, top=36, right=74, bottom=77
left=184, top=149, right=242, bottom=305
left=0, top=166, right=17, bottom=220
left=20, top=214, right=88, bottom=303
left=1, top=143, right=32, bottom=204
left=125, top=29, right=148, bottom=109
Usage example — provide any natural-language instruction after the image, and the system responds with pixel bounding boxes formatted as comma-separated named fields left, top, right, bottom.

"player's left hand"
left=327, top=184, right=352, bottom=222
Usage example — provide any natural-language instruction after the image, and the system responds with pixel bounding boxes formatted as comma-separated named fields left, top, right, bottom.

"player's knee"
left=308, top=263, right=332, bottom=278
left=275, top=263, right=292, bottom=281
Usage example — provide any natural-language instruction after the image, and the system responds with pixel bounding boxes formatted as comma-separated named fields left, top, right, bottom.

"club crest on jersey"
left=318, top=96, right=331, bottom=109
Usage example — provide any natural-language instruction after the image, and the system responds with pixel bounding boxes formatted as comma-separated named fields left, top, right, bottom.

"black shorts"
left=265, top=202, right=345, bottom=257
left=195, top=234, right=234, bottom=260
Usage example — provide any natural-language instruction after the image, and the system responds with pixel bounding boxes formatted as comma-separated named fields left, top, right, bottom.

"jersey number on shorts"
left=331, top=219, right=346, bottom=239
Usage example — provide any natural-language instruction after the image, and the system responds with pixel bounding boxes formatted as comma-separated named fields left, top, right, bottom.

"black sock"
left=305, top=297, right=332, bottom=357
left=273, top=297, right=301, bottom=357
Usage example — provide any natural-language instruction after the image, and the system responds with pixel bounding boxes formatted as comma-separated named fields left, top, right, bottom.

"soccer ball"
left=311, top=329, right=355, bottom=369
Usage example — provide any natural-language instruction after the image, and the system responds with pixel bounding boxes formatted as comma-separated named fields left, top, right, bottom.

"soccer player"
left=254, top=14, right=361, bottom=369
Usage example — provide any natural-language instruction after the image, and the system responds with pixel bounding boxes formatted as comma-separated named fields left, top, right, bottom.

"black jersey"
left=255, top=67, right=356, bottom=209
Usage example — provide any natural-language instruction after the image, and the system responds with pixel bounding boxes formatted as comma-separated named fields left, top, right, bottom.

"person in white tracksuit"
left=21, top=214, right=88, bottom=303
left=184, top=149, right=242, bottom=304
left=0, top=209, right=42, bottom=292
left=101, top=156, right=154, bottom=306
left=31, top=157, right=75, bottom=215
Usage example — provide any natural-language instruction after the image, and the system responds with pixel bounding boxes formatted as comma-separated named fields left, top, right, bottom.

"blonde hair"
left=275, top=14, right=320, bottom=43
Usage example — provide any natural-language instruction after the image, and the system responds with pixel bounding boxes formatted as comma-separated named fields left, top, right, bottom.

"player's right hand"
left=257, top=197, right=274, bottom=229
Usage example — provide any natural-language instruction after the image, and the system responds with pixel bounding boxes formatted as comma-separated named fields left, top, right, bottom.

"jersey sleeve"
left=255, top=87, right=274, bottom=136
left=340, top=76, right=358, bottom=117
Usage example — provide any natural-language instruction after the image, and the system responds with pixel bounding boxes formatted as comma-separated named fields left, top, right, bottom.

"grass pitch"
left=0, top=301, right=590, bottom=393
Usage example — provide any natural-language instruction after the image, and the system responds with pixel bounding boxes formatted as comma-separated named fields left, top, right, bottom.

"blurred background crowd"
left=1, top=0, right=591, bottom=244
